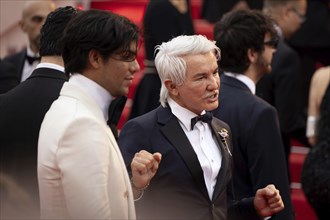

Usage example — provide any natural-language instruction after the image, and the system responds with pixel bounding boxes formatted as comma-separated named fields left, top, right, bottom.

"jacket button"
left=124, top=191, right=128, bottom=198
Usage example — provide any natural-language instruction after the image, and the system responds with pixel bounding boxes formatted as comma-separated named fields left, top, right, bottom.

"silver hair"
left=154, top=35, right=221, bottom=107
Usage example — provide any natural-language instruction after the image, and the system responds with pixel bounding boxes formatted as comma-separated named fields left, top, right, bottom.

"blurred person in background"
left=0, top=6, right=77, bottom=219
left=288, top=0, right=330, bottom=122
left=306, top=66, right=330, bottom=146
left=201, top=0, right=263, bottom=23
left=129, top=0, right=195, bottom=119
left=301, top=80, right=330, bottom=220
left=256, top=0, right=308, bottom=174
left=0, top=0, right=55, bottom=93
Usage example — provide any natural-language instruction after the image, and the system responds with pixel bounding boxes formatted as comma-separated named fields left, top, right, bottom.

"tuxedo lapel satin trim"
left=210, top=120, right=231, bottom=201
left=18, top=50, right=27, bottom=79
left=158, top=108, right=209, bottom=200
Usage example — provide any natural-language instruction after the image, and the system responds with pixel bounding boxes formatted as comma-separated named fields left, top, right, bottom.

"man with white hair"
left=119, top=35, right=284, bottom=220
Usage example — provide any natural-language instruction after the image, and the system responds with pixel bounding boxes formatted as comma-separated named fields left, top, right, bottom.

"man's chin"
left=206, top=103, right=219, bottom=112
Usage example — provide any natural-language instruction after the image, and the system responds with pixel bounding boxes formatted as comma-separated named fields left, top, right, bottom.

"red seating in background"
left=190, top=0, right=203, bottom=19
left=291, top=188, right=317, bottom=220
left=194, top=19, right=214, bottom=40
left=91, top=0, right=147, bottom=24
left=289, top=142, right=317, bottom=220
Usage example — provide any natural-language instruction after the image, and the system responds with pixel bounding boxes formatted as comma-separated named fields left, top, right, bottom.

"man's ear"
left=164, top=79, right=178, bottom=96
left=19, top=20, right=26, bottom=32
left=88, top=49, right=101, bottom=69
left=247, top=48, right=258, bottom=64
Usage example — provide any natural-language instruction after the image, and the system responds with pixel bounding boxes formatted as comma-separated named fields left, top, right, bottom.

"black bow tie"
left=26, top=55, right=41, bottom=65
left=190, top=112, right=213, bottom=130
left=107, top=96, right=127, bottom=140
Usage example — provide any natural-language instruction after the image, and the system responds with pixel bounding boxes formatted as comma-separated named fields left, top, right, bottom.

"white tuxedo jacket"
left=38, top=82, right=136, bottom=219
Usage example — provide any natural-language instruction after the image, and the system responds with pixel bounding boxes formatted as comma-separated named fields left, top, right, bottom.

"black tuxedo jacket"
left=0, top=67, right=68, bottom=217
left=213, top=75, right=294, bottom=220
left=0, top=50, right=26, bottom=92
left=257, top=39, right=306, bottom=153
left=119, top=105, right=258, bottom=220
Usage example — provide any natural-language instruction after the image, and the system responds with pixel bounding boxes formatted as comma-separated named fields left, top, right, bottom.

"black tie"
left=26, top=55, right=41, bottom=65
left=107, top=96, right=127, bottom=140
left=190, top=111, right=213, bottom=130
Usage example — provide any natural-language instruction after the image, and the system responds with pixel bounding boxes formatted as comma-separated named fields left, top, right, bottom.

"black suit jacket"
left=119, top=105, right=258, bottom=219
left=289, top=0, right=330, bottom=48
left=0, top=60, right=20, bottom=93
left=201, top=0, right=263, bottom=23
left=0, top=67, right=68, bottom=217
left=213, top=75, right=294, bottom=220
left=0, top=50, right=26, bottom=92
left=257, top=39, right=307, bottom=151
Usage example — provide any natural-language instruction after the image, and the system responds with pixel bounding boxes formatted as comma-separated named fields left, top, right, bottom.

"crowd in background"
left=0, top=0, right=329, bottom=219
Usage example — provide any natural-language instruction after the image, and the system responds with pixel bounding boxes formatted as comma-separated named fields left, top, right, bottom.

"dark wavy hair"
left=213, top=10, right=277, bottom=74
left=39, top=6, right=78, bottom=57
left=62, top=9, right=140, bottom=76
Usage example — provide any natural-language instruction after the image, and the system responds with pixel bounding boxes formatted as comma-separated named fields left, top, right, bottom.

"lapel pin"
left=218, top=128, right=232, bottom=157
left=218, top=128, right=228, bottom=138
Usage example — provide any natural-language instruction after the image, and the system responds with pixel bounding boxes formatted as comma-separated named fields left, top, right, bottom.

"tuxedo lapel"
left=18, top=50, right=27, bottom=79
left=61, top=82, right=120, bottom=156
left=60, top=83, right=105, bottom=123
left=210, top=119, right=232, bottom=201
left=158, top=107, right=209, bottom=200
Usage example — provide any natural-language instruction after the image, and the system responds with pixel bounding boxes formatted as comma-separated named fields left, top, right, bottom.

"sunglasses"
left=264, top=38, right=279, bottom=49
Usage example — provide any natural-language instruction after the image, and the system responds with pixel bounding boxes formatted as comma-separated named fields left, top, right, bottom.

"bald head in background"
left=263, top=0, right=307, bottom=39
left=19, top=0, right=56, bottom=53
left=0, top=0, right=56, bottom=93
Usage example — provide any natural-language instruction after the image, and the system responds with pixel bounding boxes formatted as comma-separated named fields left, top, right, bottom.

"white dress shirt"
left=168, top=98, right=222, bottom=199
left=224, top=72, right=256, bottom=94
left=21, top=47, right=40, bottom=82
left=36, top=62, right=65, bottom=72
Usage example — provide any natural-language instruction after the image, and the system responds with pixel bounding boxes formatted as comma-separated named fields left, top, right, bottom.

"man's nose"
left=130, top=59, right=140, bottom=74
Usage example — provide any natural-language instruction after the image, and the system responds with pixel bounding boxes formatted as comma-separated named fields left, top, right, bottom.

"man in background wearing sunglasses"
left=213, top=9, right=294, bottom=220
left=257, top=0, right=308, bottom=174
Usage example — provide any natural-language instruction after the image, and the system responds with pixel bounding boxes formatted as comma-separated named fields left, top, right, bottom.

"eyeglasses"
left=264, top=38, right=279, bottom=49
left=290, top=8, right=306, bottom=22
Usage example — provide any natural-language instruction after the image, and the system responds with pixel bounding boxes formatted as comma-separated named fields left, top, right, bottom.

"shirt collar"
left=274, top=23, right=283, bottom=39
left=69, top=74, right=113, bottom=121
left=36, top=63, right=64, bottom=72
left=224, top=72, right=256, bottom=94
left=168, top=97, right=206, bottom=131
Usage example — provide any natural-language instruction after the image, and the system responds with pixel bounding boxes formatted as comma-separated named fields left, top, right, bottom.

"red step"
left=291, top=188, right=317, bottom=220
